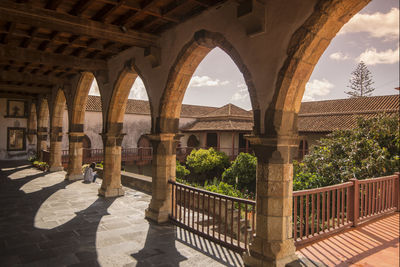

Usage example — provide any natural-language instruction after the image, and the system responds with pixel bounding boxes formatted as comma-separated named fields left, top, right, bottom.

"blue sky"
left=91, top=1, right=399, bottom=111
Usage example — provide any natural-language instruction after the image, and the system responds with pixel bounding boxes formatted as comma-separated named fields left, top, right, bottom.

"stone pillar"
left=98, top=132, right=125, bottom=197
left=49, top=127, right=64, bottom=172
left=36, top=129, right=48, bottom=161
left=65, top=131, right=84, bottom=180
left=145, top=133, right=178, bottom=223
left=243, top=135, right=299, bottom=267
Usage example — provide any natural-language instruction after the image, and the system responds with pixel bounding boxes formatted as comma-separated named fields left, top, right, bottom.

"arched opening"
left=49, top=89, right=67, bottom=172
left=66, top=72, right=97, bottom=180
left=27, top=102, right=37, bottom=156
left=37, top=98, right=49, bottom=161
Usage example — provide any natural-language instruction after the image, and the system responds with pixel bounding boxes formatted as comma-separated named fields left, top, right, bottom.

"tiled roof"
left=181, top=119, right=253, bottom=132
left=202, top=103, right=252, bottom=118
left=85, top=95, right=217, bottom=117
left=298, top=95, right=399, bottom=132
left=85, top=95, right=399, bottom=133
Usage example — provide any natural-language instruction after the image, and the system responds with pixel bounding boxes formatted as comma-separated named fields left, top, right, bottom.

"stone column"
left=49, top=127, right=64, bottom=172
left=36, top=128, right=48, bottom=161
left=65, top=131, right=84, bottom=180
left=145, top=133, right=178, bottom=223
left=98, top=132, right=125, bottom=197
left=243, top=135, right=299, bottom=267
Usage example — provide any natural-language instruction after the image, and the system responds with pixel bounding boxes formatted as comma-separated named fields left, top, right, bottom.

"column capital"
left=245, top=134, right=299, bottom=147
left=68, top=131, right=84, bottom=143
left=100, top=132, right=126, bottom=147
left=146, top=133, right=180, bottom=142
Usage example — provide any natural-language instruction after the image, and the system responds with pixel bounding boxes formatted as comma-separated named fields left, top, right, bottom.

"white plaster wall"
left=0, top=98, right=30, bottom=160
left=122, top=114, right=151, bottom=148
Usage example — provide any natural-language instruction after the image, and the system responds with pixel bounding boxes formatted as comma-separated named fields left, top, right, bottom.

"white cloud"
left=88, top=80, right=100, bottom=96
left=358, top=46, right=400, bottom=65
left=303, top=79, right=334, bottom=101
left=231, top=83, right=249, bottom=101
left=128, top=77, right=148, bottom=100
left=339, top=8, right=399, bottom=40
left=329, top=52, right=349, bottom=61
left=189, top=75, right=230, bottom=87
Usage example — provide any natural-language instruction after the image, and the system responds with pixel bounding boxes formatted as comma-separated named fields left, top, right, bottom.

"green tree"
left=176, top=160, right=190, bottom=179
left=222, top=152, right=257, bottom=192
left=185, top=148, right=230, bottom=182
left=294, top=115, right=399, bottom=190
left=345, top=61, right=375, bottom=97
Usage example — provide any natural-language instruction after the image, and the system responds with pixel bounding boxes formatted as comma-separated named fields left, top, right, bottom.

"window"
left=206, top=133, right=218, bottom=148
left=298, top=139, right=309, bottom=160
left=7, top=128, right=26, bottom=151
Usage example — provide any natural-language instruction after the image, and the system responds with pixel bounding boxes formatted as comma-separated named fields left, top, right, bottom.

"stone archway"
left=49, top=89, right=67, bottom=172
left=37, top=98, right=49, bottom=161
left=99, top=63, right=147, bottom=197
left=66, top=72, right=95, bottom=180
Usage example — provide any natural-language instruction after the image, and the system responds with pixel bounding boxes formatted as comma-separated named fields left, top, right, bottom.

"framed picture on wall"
left=6, top=100, right=27, bottom=118
left=7, top=127, right=26, bottom=151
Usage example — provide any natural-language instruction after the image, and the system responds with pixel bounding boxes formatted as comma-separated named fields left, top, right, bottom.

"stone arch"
left=105, top=63, right=141, bottom=134
left=157, top=29, right=259, bottom=133
left=70, top=72, right=95, bottom=131
left=269, top=0, right=369, bottom=134
left=187, top=134, right=199, bottom=148
left=51, top=89, right=67, bottom=131
left=37, top=98, right=49, bottom=133
left=27, top=102, right=37, bottom=144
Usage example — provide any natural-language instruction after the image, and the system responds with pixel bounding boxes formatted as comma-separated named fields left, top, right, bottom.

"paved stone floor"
left=0, top=161, right=243, bottom=267
left=1, top=161, right=398, bottom=267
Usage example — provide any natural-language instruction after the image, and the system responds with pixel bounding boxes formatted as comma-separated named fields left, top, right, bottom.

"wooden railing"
left=169, top=180, right=256, bottom=253
left=170, top=174, right=399, bottom=252
left=292, top=174, right=399, bottom=246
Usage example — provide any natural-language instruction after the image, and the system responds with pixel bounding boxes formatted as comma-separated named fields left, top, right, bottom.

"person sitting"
left=84, top=162, right=99, bottom=183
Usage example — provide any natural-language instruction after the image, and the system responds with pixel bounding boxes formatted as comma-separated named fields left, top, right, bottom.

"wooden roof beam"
left=0, top=84, right=51, bottom=94
left=0, top=44, right=107, bottom=71
left=46, top=0, right=64, bottom=11
left=0, top=1, right=158, bottom=47
left=70, top=0, right=96, bottom=16
left=0, top=70, right=63, bottom=85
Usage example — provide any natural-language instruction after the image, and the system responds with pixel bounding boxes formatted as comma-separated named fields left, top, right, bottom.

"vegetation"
left=176, top=160, right=190, bottom=179
left=222, top=152, right=257, bottom=193
left=294, top=115, right=399, bottom=190
left=185, top=148, right=230, bottom=182
left=32, top=160, right=49, bottom=171
left=345, top=61, right=375, bottom=97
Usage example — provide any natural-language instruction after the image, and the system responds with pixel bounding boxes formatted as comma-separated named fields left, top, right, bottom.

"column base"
left=145, top=207, right=169, bottom=224
left=49, top=166, right=64, bottom=172
left=65, top=173, right=83, bottom=181
left=98, top=187, right=125, bottom=198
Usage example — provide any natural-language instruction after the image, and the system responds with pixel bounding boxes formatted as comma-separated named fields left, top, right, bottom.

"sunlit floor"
left=297, top=213, right=399, bottom=267
left=0, top=161, right=398, bottom=267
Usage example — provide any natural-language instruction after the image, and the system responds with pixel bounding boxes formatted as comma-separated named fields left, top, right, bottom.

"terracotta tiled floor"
left=297, top=213, right=399, bottom=267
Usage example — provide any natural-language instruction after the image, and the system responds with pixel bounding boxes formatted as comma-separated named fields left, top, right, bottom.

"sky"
left=90, top=0, right=399, bottom=111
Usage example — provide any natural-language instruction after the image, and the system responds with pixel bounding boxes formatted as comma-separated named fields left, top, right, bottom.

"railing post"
left=349, top=178, right=359, bottom=227
left=395, top=172, right=400, bottom=212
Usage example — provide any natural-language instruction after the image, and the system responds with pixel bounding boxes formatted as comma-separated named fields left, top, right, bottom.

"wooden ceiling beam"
left=0, top=44, right=107, bottom=71
left=0, top=70, right=63, bottom=85
left=45, top=0, right=64, bottom=11
left=0, top=1, right=158, bottom=47
left=70, top=0, right=96, bottom=16
left=0, top=84, right=51, bottom=94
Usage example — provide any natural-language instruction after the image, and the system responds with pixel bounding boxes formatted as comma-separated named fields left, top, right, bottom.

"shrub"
left=222, top=153, right=257, bottom=193
left=185, top=148, right=230, bottom=182
left=294, top=115, right=400, bottom=190
left=28, top=156, right=37, bottom=162
left=176, top=161, right=190, bottom=179
left=204, top=178, right=245, bottom=199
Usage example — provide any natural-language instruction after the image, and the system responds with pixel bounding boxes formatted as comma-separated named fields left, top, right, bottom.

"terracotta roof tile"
left=202, top=103, right=252, bottom=118
left=181, top=119, right=253, bottom=131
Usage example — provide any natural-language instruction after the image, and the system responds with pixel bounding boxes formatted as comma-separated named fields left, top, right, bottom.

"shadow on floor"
left=0, top=161, right=116, bottom=266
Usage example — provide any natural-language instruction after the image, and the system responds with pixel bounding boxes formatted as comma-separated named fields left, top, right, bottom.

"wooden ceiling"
left=0, top=0, right=225, bottom=97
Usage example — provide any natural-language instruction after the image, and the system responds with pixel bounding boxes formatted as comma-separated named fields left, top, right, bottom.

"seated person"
left=84, top=162, right=99, bottom=183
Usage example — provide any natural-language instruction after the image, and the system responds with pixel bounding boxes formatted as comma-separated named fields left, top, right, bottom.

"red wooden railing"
left=170, top=174, right=399, bottom=252
left=169, top=180, right=256, bottom=253
left=293, top=174, right=399, bottom=245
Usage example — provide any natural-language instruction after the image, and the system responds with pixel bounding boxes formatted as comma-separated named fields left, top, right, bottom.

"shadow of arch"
left=157, top=29, right=260, bottom=134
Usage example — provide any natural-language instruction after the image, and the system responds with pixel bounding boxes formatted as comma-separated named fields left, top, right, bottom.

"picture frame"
left=6, top=100, right=27, bottom=118
left=7, top=127, right=26, bottom=151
